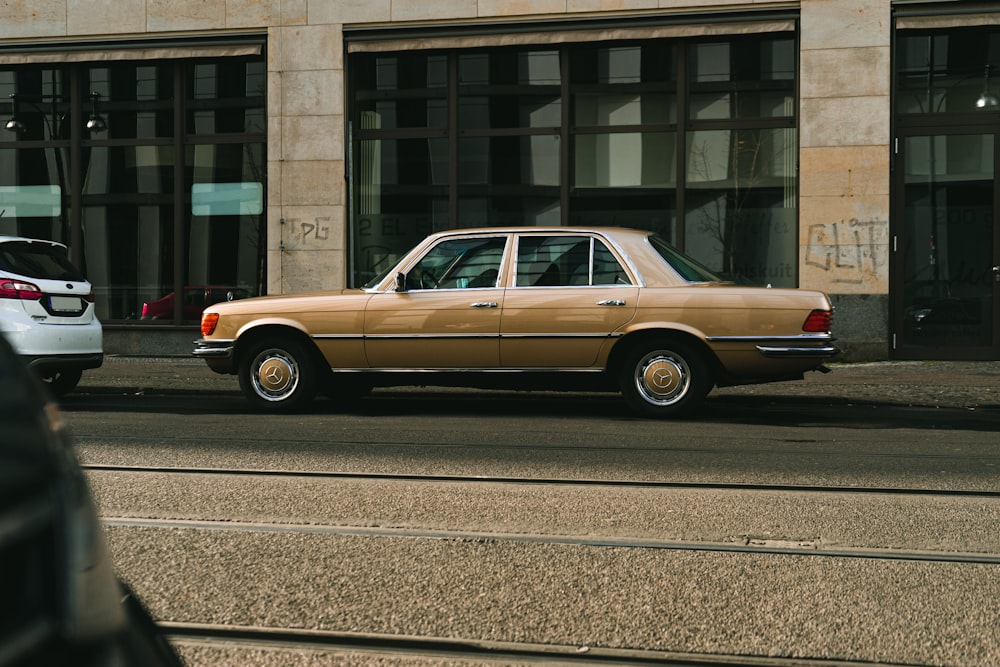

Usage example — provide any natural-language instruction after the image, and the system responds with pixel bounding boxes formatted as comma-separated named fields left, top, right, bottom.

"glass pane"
left=83, top=204, right=174, bottom=322
left=84, top=146, right=176, bottom=195
left=458, top=50, right=561, bottom=129
left=458, top=196, right=560, bottom=227
left=574, top=93, right=674, bottom=126
left=516, top=235, right=591, bottom=287
left=592, top=241, right=630, bottom=285
left=85, top=63, right=174, bottom=139
left=458, top=136, right=559, bottom=186
left=569, top=191, right=675, bottom=239
left=355, top=54, right=448, bottom=129
left=689, top=37, right=795, bottom=120
left=684, top=127, right=798, bottom=286
left=570, top=43, right=675, bottom=86
left=896, top=30, right=1000, bottom=115
left=0, top=67, right=71, bottom=141
left=185, top=59, right=266, bottom=134
left=902, top=134, right=994, bottom=347
left=407, top=237, right=506, bottom=290
left=354, top=196, right=449, bottom=287
left=574, top=132, right=674, bottom=188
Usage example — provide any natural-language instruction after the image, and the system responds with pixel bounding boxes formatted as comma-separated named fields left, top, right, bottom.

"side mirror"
left=394, top=272, right=406, bottom=292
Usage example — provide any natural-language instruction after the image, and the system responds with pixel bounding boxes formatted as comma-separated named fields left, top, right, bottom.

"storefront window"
left=0, top=48, right=266, bottom=324
left=350, top=33, right=797, bottom=286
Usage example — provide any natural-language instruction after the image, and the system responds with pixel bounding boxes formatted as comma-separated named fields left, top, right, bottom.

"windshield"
left=647, top=234, right=722, bottom=283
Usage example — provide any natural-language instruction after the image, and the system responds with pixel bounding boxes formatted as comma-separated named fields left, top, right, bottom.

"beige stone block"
left=308, top=0, right=390, bottom=24
left=800, top=96, right=889, bottom=149
left=225, top=0, right=277, bottom=28
left=801, top=0, right=889, bottom=51
left=0, top=0, right=65, bottom=39
left=283, top=115, right=343, bottom=161
left=267, top=158, right=282, bottom=205
left=147, top=0, right=226, bottom=31
left=279, top=248, right=346, bottom=292
left=278, top=206, right=345, bottom=251
left=478, top=0, right=566, bottom=17
left=281, top=160, right=344, bottom=206
left=390, top=0, right=475, bottom=22
left=266, top=205, right=284, bottom=252
left=281, top=24, right=343, bottom=72
left=68, top=0, right=144, bottom=35
left=280, top=0, right=307, bottom=25
left=801, top=47, right=890, bottom=99
left=800, top=145, right=889, bottom=198
left=568, top=0, right=656, bottom=11
left=799, top=195, right=889, bottom=293
left=281, top=69, right=343, bottom=117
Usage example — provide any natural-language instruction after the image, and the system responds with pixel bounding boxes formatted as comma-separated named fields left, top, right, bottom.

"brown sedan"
left=194, top=227, right=837, bottom=417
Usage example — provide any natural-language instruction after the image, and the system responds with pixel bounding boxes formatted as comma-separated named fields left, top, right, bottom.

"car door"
left=500, top=234, right=638, bottom=368
left=364, top=235, right=509, bottom=368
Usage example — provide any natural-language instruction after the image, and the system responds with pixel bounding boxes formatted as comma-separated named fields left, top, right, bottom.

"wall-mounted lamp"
left=86, top=92, right=107, bottom=132
left=977, top=65, right=999, bottom=109
left=5, top=93, right=24, bottom=133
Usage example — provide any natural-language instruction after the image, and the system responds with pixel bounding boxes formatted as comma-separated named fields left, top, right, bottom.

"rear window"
left=0, top=241, right=84, bottom=282
left=647, top=234, right=722, bottom=283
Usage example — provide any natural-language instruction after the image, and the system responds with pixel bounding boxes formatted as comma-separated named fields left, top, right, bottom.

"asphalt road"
left=61, top=359, right=1000, bottom=666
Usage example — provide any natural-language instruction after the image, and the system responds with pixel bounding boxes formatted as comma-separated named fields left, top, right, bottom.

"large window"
left=0, top=48, right=265, bottom=323
left=350, top=32, right=797, bottom=287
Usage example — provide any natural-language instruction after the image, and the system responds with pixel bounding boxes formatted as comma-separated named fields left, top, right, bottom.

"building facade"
left=0, top=0, right=996, bottom=361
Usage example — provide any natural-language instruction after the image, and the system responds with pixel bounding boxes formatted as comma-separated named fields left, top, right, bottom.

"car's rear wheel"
left=619, top=339, right=712, bottom=418
left=239, top=338, right=318, bottom=411
left=41, top=369, right=83, bottom=397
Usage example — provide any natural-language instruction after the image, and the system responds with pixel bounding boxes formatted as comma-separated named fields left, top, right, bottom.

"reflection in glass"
left=901, top=134, right=994, bottom=348
left=689, top=38, right=794, bottom=120
left=575, top=132, right=674, bottom=188
left=458, top=136, right=559, bottom=186
left=684, top=127, right=797, bottom=286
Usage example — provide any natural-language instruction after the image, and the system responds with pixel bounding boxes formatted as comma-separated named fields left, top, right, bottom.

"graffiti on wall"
left=804, top=218, right=888, bottom=287
left=283, top=216, right=332, bottom=243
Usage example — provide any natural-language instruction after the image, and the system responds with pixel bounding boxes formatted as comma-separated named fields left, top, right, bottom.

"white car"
left=0, top=236, right=102, bottom=395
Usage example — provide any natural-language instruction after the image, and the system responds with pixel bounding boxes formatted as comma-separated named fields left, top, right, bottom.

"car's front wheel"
left=238, top=338, right=318, bottom=411
left=619, top=339, right=712, bottom=418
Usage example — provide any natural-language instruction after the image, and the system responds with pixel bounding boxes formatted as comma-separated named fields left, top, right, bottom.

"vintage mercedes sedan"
left=194, top=227, right=837, bottom=417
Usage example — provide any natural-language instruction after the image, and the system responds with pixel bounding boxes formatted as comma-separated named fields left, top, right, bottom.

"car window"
left=516, top=236, right=630, bottom=287
left=648, top=234, right=722, bottom=283
left=0, top=241, right=84, bottom=282
left=406, top=237, right=506, bottom=290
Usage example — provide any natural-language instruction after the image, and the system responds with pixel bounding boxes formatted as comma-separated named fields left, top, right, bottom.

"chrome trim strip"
left=756, top=345, right=840, bottom=359
left=706, top=334, right=834, bottom=343
left=354, top=333, right=621, bottom=341
left=333, top=367, right=606, bottom=373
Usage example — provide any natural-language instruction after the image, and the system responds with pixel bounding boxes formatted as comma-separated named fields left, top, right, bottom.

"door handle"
left=470, top=301, right=498, bottom=308
left=597, top=299, right=626, bottom=306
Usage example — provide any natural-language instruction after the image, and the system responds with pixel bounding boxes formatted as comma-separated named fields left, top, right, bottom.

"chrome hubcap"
left=635, top=352, right=689, bottom=406
left=252, top=350, right=299, bottom=401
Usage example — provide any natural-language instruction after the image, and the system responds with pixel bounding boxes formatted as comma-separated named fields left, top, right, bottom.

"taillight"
left=0, top=278, right=43, bottom=300
left=802, top=309, right=832, bottom=333
left=201, top=312, right=220, bottom=336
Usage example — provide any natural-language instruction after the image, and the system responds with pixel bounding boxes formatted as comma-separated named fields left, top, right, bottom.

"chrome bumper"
left=192, top=339, right=235, bottom=359
left=756, top=343, right=840, bottom=359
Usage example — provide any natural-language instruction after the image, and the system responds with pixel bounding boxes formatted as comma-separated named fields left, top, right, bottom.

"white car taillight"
left=0, top=278, right=43, bottom=300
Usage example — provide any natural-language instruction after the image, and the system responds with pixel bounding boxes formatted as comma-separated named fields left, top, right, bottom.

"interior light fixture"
left=976, top=64, right=999, bottom=109
left=5, top=93, right=24, bottom=133
left=86, top=92, right=107, bottom=132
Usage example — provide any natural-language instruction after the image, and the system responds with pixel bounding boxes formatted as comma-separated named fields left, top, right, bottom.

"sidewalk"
left=79, top=356, right=1000, bottom=411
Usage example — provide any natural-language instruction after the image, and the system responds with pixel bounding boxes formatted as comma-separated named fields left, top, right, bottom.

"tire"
left=42, top=369, right=83, bottom=397
left=238, top=338, right=318, bottom=412
left=619, top=339, right=712, bottom=418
